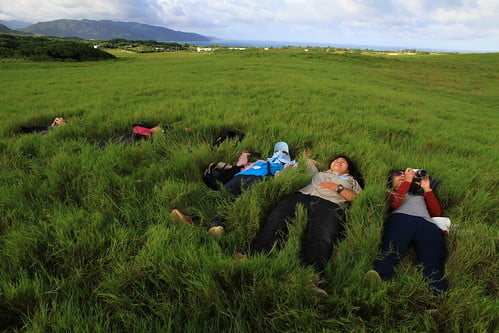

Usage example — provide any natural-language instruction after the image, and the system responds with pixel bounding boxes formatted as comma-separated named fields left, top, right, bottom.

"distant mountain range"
left=1, top=19, right=212, bottom=42
left=0, top=23, right=30, bottom=35
left=0, top=20, right=32, bottom=30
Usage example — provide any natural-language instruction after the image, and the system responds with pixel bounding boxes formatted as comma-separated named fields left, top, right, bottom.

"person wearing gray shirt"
left=248, top=154, right=364, bottom=295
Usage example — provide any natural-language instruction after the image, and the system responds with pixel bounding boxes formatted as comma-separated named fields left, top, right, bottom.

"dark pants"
left=250, top=192, right=345, bottom=272
left=223, top=174, right=263, bottom=195
left=207, top=175, right=264, bottom=228
left=374, top=213, right=446, bottom=293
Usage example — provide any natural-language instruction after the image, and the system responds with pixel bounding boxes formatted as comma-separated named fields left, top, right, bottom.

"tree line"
left=0, top=34, right=116, bottom=61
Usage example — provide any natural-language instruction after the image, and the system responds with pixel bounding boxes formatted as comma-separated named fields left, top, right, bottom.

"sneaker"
left=170, top=209, right=193, bottom=225
left=426, top=308, right=439, bottom=316
left=208, top=225, right=225, bottom=235
left=365, top=270, right=382, bottom=283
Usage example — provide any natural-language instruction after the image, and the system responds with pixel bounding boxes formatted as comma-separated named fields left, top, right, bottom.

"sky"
left=1, top=0, right=498, bottom=52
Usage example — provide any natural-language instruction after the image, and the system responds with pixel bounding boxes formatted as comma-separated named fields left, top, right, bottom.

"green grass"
left=0, top=48, right=498, bottom=332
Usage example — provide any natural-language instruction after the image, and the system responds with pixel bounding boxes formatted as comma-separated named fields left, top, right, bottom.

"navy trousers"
left=250, top=192, right=345, bottom=272
left=374, top=213, right=446, bottom=293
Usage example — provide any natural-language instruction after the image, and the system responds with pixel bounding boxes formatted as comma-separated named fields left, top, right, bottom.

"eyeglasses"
left=392, top=170, right=404, bottom=176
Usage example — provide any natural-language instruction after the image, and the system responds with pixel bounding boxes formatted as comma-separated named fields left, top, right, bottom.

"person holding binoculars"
left=367, top=168, right=446, bottom=295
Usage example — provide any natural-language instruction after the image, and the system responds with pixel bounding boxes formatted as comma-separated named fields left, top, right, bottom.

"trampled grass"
left=0, top=48, right=498, bottom=332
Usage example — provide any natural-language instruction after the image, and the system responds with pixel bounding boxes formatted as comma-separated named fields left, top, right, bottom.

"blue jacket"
left=236, top=161, right=285, bottom=177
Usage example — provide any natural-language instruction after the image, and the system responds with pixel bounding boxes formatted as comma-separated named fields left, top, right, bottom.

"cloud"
left=1, top=0, right=498, bottom=50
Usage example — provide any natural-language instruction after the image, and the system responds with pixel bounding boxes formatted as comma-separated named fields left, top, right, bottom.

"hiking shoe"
left=365, top=270, right=382, bottom=283
left=170, top=209, right=193, bottom=225
left=208, top=225, right=225, bottom=235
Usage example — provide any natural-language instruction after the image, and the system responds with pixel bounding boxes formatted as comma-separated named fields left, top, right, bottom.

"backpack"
left=212, top=130, right=245, bottom=148
left=202, top=162, right=242, bottom=190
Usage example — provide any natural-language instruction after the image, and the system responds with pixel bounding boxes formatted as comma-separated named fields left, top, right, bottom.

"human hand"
left=50, top=117, right=65, bottom=126
left=318, top=182, right=338, bottom=191
left=420, top=175, right=432, bottom=192
left=303, top=147, right=312, bottom=158
left=404, top=168, right=415, bottom=183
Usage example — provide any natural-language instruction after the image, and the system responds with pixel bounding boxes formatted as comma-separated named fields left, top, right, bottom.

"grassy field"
left=0, top=48, right=497, bottom=332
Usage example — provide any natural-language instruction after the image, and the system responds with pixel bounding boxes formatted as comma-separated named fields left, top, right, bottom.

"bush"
left=0, top=34, right=116, bottom=61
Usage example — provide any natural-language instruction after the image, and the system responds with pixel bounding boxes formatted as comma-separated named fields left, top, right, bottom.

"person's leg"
left=250, top=192, right=305, bottom=254
left=300, top=198, right=344, bottom=272
left=223, top=175, right=262, bottom=195
left=414, top=220, right=446, bottom=294
left=374, top=213, right=417, bottom=279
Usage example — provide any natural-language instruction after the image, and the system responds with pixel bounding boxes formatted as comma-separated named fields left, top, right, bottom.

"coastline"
left=182, top=39, right=495, bottom=53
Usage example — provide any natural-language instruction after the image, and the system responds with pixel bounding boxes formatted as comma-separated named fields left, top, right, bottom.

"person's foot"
left=365, top=269, right=382, bottom=283
left=208, top=225, right=224, bottom=235
left=235, top=253, right=247, bottom=260
left=170, top=209, right=193, bottom=225
left=311, top=286, right=328, bottom=296
left=309, top=274, right=328, bottom=296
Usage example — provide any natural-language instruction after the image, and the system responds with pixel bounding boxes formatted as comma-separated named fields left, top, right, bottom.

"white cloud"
left=1, top=0, right=498, bottom=50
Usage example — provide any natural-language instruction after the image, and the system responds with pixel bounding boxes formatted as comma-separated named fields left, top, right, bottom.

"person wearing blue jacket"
left=171, top=142, right=296, bottom=234
left=223, top=141, right=296, bottom=195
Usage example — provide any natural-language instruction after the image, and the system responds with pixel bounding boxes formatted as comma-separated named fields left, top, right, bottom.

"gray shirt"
left=392, top=195, right=431, bottom=221
left=299, top=161, right=362, bottom=206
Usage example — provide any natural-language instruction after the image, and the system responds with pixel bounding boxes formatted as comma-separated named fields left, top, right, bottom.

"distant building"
left=196, top=47, right=213, bottom=52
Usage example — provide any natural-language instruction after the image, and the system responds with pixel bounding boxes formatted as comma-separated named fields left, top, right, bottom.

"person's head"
left=268, top=142, right=293, bottom=165
left=388, top=170, right=405, bottom=190
left=273, top=142, right=289, bottom=155
left=330, top=154, right=364, bottom=188
left=134, top=121, right=158, bottom=129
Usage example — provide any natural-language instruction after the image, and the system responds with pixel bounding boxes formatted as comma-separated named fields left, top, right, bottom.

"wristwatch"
left=337, top=184, right=344, bottom=193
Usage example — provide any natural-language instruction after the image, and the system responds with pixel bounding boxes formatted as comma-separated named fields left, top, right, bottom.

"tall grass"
left=1, top=48, right=497, bottom=331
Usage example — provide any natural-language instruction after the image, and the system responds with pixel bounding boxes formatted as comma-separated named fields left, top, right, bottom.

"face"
left=330, top=157, right=349, bottom=174
left=391, top=170, right=405, bottom=190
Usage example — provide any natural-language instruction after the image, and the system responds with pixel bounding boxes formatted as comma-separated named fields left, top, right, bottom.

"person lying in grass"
left=98, top=121, right=166, bottom=147
left=18, top=117, right=66, bottom=135
left=366, top=168, right=446, bottom=295
left=223, top=141, right=297, bottom=195
left=243, top=154, right=364, bottom=295
left=171, top=142, right=297, bottom=234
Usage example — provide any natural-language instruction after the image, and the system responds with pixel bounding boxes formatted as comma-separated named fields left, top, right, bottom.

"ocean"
left=185, top=39, right=490, bottom=53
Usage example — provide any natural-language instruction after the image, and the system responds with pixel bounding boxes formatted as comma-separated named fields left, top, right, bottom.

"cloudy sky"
left=2, top=0, right=498, bottom=51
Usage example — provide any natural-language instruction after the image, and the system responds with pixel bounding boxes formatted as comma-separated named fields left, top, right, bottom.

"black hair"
left=387, top=169, right=404, bottom=188
left=133, top=121, right=158, bottom=129
left=387, top=169, right=441, bottom=194
left=331, top=154, right=365, bottom=189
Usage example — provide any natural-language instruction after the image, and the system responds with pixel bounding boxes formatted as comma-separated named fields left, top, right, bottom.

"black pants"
left=250, top=192, right=345, bottom=272
left=207, top=175, right=263, bottom=228
left=223, top=174, right=263, bottom=195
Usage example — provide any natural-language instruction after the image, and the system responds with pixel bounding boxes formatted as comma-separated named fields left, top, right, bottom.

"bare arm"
left=318, top=182, right=358, bottom=201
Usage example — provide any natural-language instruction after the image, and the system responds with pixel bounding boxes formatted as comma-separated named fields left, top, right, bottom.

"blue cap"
left=273, top=142, right=289, bottom=153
